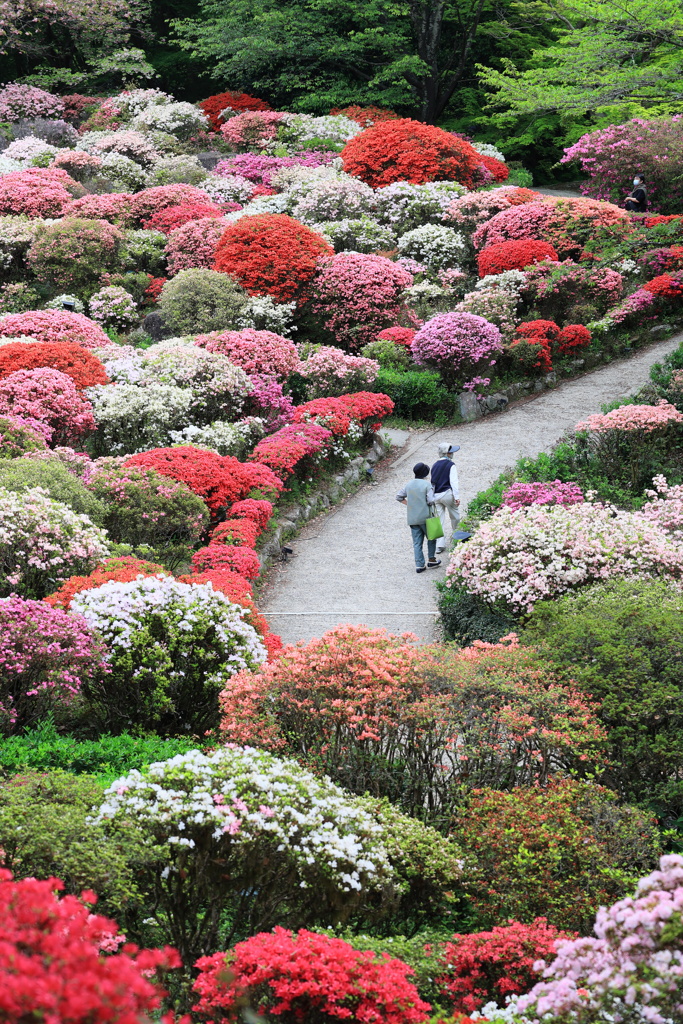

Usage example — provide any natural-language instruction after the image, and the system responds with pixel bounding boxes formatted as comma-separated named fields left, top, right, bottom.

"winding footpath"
left=260, top=333, right=683, bottom=644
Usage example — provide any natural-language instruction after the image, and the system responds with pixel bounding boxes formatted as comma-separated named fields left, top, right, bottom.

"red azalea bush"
left=293, top=397, right=353, bottom=435
left=62, top=193, right=134, bottom=225
left=377, top=326, right=417, bottom=348
left=0, top=311, right=109, bottom=350
left=645, top=214, right=683, bottom=227
left=557, top=323, right=591, bottom=353
left=0, top=870, right=181, bottom=1024
left=193, top=927, right=430, bottom=1024
left=477, top=154, right=509, bottom=183
left=0, top=368, right=96, bottom=445
left=477, top=239, right=559, bottom=277
left=0, top=342, right=109, bottom=389
left=44, top=556, right=168, bottom=609
left=145, top=276, right=167, bottom=302
left=196, top=328, right=300, bottom=379
left=228, top=498, right=274, bottom=531
left=199, top=91, right=273, bottom=130
left=211, top=517, right=261, bottom=547
left=330, top=105, right=400, bottom=126
left=309, top=252, right=414, bottom=350
left=125, top=446, right=283, bottom=513
left=128, top=185, right=214, bottom=226
left=508, top=320, right=592, bottom=373
left=214, top=214, right=333, bottom=302
left=249, top=422, right=333, bottom=477
left=436, top=920, right=575, bottom=1014
left=178, top=568, right=253, bottom=605
left=341, top=390, right=394, bottom=431
left=643, top=272, right=683, bottom=298
left=144, top=202, right=226, bottom=234
left=191, top=543, right=261, bottom=580
left=0, top=168, right=81, bottom=218
left=60, top=93, right=102, bottom=126
left=341, top=119, right=483, bottom=188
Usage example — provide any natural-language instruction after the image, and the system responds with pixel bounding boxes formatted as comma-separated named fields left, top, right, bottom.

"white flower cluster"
left=291, top=176, right=376, bottom=225
left=131, top=102, right=209, bottom=141
left=475, top=268, right=527, bottom=296
left=99, top=151, right=150, bottom=191
left=45, top=293, right=85, bottom=313
left=238, top=294, right=298, bottom=336
left=0, top=215, right=42, bottom=265
left=4, top=135, right=59, bottom=165
left=471, top=141, right=506, bottom=162
left=88, top=381, right=194, bottom=454
left=375, top=180, right=468, bottom=234
left=93, top=745, right=393, bottom=893
left=149, top=154, right=208, bottom=187
left=203, top=173, right=254, bottom=205
left=112, top=89, right=175, bottom=117
left=277, top=113, right=362, bottom=149
left=397, top=223, right=467, bottom=270
left=169, top=416, right=266, bottom=457
left=316, top=217, right=396, bottom=254
left=0, top=156, right=23, bottom=175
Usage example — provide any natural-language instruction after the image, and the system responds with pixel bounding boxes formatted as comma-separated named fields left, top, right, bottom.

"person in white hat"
left=431, top=442, right=461, bottom=553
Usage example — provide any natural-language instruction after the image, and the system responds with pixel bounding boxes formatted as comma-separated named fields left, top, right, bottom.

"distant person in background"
left=431, top=442, right=460, bottom=554
left=396, top=462, right=442, bottom=574
left=625, top=174, right=647, bottom=213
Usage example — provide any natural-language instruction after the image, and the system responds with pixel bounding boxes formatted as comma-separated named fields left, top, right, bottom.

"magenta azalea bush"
left=501, top=479, right=584, bottom=511
left=0, top=368, right=96, bottom=446
left=411, top=311, right=503, bottom=385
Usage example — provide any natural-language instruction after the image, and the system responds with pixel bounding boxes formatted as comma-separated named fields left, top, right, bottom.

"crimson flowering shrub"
left=63, top=192, right=134, bottom=224
left=292, top=392, right=393, bottom=436
left=341, top=390, right=394, bottom=432
left=378, top=326, right=417, bottom=348
left=125, top=445, right=283, bottom=514
left=309, top=252, right=414, bottom=350
left=144, top=202, right=226, bottom=234
left=0, top=595, right=107, bottom=734
left=128, top=185, right=214, bottom=226
left=0, top=310, right=109, bottom=350
left=341, top=119, right=483, bottom=188
left=165, top=217, right=228, bottom=275
left=507, top=321, right=589, bottom=373
left=229, top=497, right=274, bottom=531
left=145, top=275, right=167, bottom=301
left=0, top=342, right=109, bottom=390
left=0, top=369, right=96, bottom=446
left=0, top=168, right=81, bottom=218
left=212, top=517, right=261, bottom=547
left=0, top=870, right=182, bottom=1024
left=196, top=328, right=300, bottom=379
left=0, top=414, right=47, bottom=457
left=193, top=928, right=430, bottom=1024
left=60, top=94, right=101, bottom=125
left=191, top=543, right=261, bottom=580
left=27, top=217, right=124, bottom=290
left=199, top=91, right=272, bottom=130
left=456, top=779, right=661, bottom=933
left=330, top=105, right=400, bottom=126
left=44, top=555, right=168, bottom=609
left=477, top=239, right=558, bottom=277
left=411, top=312, right=503, bottom=386
left=214, top=214, right=333, bottom=302
left=643, top=271, right=683, bottom=298
left=249, top=422, right=333, bottom=477
left=476, top=154, right=509, bottom=182
left=502, top=479, right=584, bottom=511
left=179, top=567, right=253, bottom=605
left=436, top=919, right=575, bottom=1014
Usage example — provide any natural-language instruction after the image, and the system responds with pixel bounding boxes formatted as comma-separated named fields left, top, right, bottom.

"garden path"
left=260, top=332, right=683, bottom=644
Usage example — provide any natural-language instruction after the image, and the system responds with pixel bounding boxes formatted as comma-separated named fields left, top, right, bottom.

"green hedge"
left=372, top=368, right=459, bottom=422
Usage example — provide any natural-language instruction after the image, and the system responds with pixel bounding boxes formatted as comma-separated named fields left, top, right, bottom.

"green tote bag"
left=425, top=505, right=444, bottom=541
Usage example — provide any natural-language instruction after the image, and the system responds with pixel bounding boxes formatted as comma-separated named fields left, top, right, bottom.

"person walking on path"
left=396, top=462, right=442, bottom=574
left=431, top=441, right=460, bottom=554
left=625, top=174, right=647, bottom=213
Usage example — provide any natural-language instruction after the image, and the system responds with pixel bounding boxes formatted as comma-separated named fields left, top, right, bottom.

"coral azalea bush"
left=0, top=342, right=109, bottom=389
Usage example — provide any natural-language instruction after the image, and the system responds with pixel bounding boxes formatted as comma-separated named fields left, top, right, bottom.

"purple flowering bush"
left=411, top=311, right=503, bottom=386
left=214, top=152, right=335, bottom=185
left=0, top=595, right=107, bottom=734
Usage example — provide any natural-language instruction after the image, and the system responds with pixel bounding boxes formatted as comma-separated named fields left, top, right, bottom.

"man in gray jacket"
left=396, top=462, right=442, bottom=573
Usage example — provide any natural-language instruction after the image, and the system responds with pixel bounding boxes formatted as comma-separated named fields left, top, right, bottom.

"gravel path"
left=261, top=334, right=683, bottom=645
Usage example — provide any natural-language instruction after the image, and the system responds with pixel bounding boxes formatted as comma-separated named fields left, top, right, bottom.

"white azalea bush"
left=0, top=485, right=108, bottom=599
left=87, top=381, right=194, bottom=455
left=374, top=180, right=469, bottom=234
left=277, top=113, right=362, bottom=149
left=131, top=101, right=209, bottom=140
left=397, top=223, right=467, bottom=270
left=316, top=217, right=396, bottom=254
left=73, top=576, right=267, bottom=734
left=291, top=176, right=376, bottom=225
left=168, top=416, right=266, bottom=457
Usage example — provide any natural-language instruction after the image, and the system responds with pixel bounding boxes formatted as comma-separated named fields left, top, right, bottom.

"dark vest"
left=431, top=458, right=452, bottom=492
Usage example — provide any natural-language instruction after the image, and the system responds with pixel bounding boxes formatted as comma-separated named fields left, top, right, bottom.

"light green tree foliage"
left=478, top=0, right=683, bottom=117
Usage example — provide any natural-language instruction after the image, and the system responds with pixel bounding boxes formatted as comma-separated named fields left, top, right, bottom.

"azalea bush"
left=0, top=414, right=46, bottom=458
left=27, top=217, right=123, bottom=290
left=0, top=342, right=109, bottom=390
left=444, top=186, right=540, bottom=234
left=397, top=224, right=466, bottom=271
left=0, top=368, right=96, bottom=446
left=299, top=345, right=379, bottom=398
left=144, top=201, right=225, bottom=234
left=87, top=381, right=193, bottom=456
left=165, top=217, right=228, bottom=275
left=44, top=554, right=168, bottom=609
left=72, top=575, right=267, bottom=734
left=521, top=261, right=624, bottom=322
left=88, top=286, right=138, bottom=330
left=0, top=168, right=80, bottom=218
left=249, top=422, right=333, bottom=478
left=501, top=479, right=584, bottom=510
left=477, top=239, right=558, bottom=276
left=411, top=312, right=503, bottom=387
left=0, top=310, right=109, bottom=349
left=199, top=90, right=272, bottom=130
left=373, top=180, right=468, bottom=235
left=196, top=328, right=299, bottom=379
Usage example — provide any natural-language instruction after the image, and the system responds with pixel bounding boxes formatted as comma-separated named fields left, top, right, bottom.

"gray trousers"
left=433, top=489, right=460, bottom=549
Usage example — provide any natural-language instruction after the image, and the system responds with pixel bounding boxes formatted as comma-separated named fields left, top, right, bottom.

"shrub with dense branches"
left=165, top=217, right=228, bottom=275
left=128, top=184, right=214, bottom=225
left=477, top=239, right=558, bottom=276
left=0, top=310, right=109, bottom=350
left=0, top=168, right=81, bottom=218
left=196, top=328, right=299, bottom=379
left=0, top=342, right=109, bottom=390
left=27, top=218, right=123, bottom=290
left=341, top=120, right=483, bottom=188
left=0, top=368, right=96, bottom=446
left=199, top=91, right=272, bottom=130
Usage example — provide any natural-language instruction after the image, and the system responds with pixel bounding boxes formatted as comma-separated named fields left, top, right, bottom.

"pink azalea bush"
left=62, top=193, right=134, bottom=224
left=0, top=413, right=48, bottom=455
left=196, top=328, right=300, bottom=379
left=411, top=311, right=503, bottom=385
left=247, top=375, right=295, bottom=430
left=444, top=186, right=541, bottom=232
left=214, top=152, right=335, bottom=185
left=220, top=110, right=285, bottom=151
left=517, top=854, right=683, bottom=1024
left=575, top=400, right=683, bottom=434
left=165, top=217, right=228, bottom=275
left=501, top=480, right=584, bottom=511
left=445, top=502, right=683, bottom=615
left=640, top=475, right=683, bottom=540
left=0, top=168, right=81, bottom=218
left=128, top=184, right=214, bottom=226
left=299, top=346, right=380, bottom=398
left=0, top=83, right=63, bottom=121
left=0, top=368, right=97, bottom=446
left=0, top=311, right=109, bottom=350
left=309, top=253, right=414, bottom=350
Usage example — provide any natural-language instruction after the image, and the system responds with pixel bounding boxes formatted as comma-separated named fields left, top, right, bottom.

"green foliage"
left=455, top=778, right=661, bottom=933
left=0, top=459, right=106, bottom=524
left=522, top=578, right=683, bottom=821
left=0, top=282, right=41, bottom=314
left=361, top=338, right=413, bottom=370
left=651, top=338, right=683, bottom=397
left=119, top=230, right=168, bottom=276
left=158, top=268, right=250, bottom=335
left=333, top=928, right=451, bottom=1007
left=437, top=583, right=517, bottom=645
left=373, top=368, right=459, bottom=421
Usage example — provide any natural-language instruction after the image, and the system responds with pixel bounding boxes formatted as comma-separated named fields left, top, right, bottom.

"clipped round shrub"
left=316, top=215, right=396, bottom=253
left=199, top=91, right=272, bottom=130
left=0, top=460, right=104, bottom=524
left=158, top=268, right=250, bottom=335
left=128, top=184, right=214, bottom=225
left=0, top=168, right=80, bottom=218
left=0, top=368, right=96, bottom=446
left=144, top=201, right=225, bottom=234
left=44, top=555, right=168, bottom=610
left=196, top=328, right=299, bottom=379
left=342, top=119, right=483, bottom=188
left=397, top=223, right=466, bottom=270
left=191, top=543, right=261, bottom=580
left=0, top=414, right=47, bottom=458
left=131, top=100, right=208, bottom=140
left=0, top=486, right=108, bottom=599
left=0, top=595, right=106, bottom=734
left=291, top=176, right=377, bottom=225
left=88, top=286, right=138, bottom=330
left=27, top=218, right=123, bottom=290
left=477, top=239, right=559, bottom=277
left=456, top=779, right=660, bottom=933
left=299, top=345, right=379, bottom=397
left=72, top=576, right=267, bottom=734
left=0, top=342, right=109, bottom=390
left=87, top=382, right=193, bottom=456
left=0, top=311, right=109, bottom=350
left=165, top=217, right=228, bottom=275
left=378, top=326, right=417, bottom=347
left=374, top=180, right=469, bottom=235
left=194, top=928, right=431, bottom=1024
left=63, top=192, right=133, bottom=224
left=0, top=84, right=63, bottom=121
left=214, top=214, right=333, bottom=302
left=411, top=312, right=503, bottom=385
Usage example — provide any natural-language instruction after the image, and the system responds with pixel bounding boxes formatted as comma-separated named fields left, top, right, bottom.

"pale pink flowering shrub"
left=444, top=186, right=541, bottom=232
left=445, top=502, right=683, bottom=615
left=0, top=368, right=97, bottom=446
left=501, top=479, right=584, bottom=511
left=640, top=475, right=683, bottom=540
left=0, top=413, right=48, bottom=455
left=62, top=193, right=134, bottom=224
left=309, top=253, right=414, bottom=350
left=22, top=446, right=94, bottom=482
left=518, top=854, right=683, bottom=1024
left=0, top=311, right=109, bottom=350
left=575, top=400, right=683, bottom=434
left=214, top=152, right=335, bottom=185
left=411, top=311, right=503, bottom=385
left=299, top=346, right=380, bottom=398
left=0, top=84, right=63, bottom=121
left=51, top=150, right=103, bottom=181
left=0, top=168, right=81, bottom=218
left=220, top=111, right=285, bottom=151
left=165, top=217, right=228, bottom=275
left=90, top=130, right=159, bottom=166
left=0, top=595, right=106, bottom=734
left=88, top=286, right=138, bottom=330
left=196, top=328, right=300, bottom=379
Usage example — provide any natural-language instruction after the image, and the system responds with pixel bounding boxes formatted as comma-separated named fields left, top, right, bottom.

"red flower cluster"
left=199, top=91, right=272, bottom=130
left=145, top=276, right=167, bottom=302
left=125, top=446, right=283, bottom=514
left=0, top=342, right=109, bottom=390
left=128, top=185, right=214, bottom=225
left=229, top=498, right=274, bottom=531
left=477, top=155, right=509, bottom=183
left=477, top=239, right=559, bottom=277
left=293, top=397, right=354, bottom=435
left=44, top=556, right=168, bottom=609
left=377, top=326, right=417, bottom=348
left=214, top=214, right=333, bottom=302
left=643, top=272, right=683, bottom=298
left=193, top=927, right=431, bottom=1024
left=341, top=119, right=483, bottom=188
left=144, top=202, right=226, bottom=234
left=191, top=543, right=261, bottom=579
left=508, top=320, right=591, bottom=373
left=342, top=390, right=395, bottom=431
left=329, top=105, right=400, bottom=127
left=557, top=323, right=591, bottom=354
left=436, top=919, right=575, bottom=1014
left=249, top=422, right=333, bottom=476
left=644, top=214, right=683, bottom=227
left=211, top=517, right=261, bottom=548
left=0, top=869, right=181, bottom=1024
